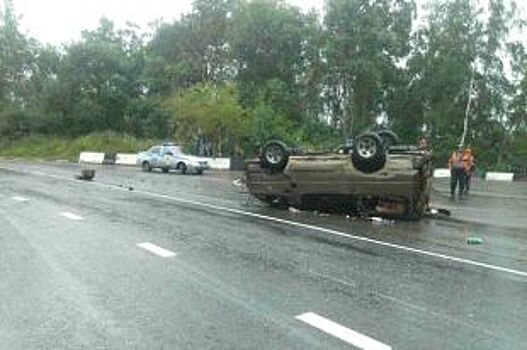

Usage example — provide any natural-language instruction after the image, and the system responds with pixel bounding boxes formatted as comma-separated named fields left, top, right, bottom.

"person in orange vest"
left=449, top=145, right=470, bottom=199
left=463, top=147, right=475, bottom=194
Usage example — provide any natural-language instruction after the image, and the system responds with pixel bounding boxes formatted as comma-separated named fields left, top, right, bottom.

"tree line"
left=0, top=0, right=526, bottom=170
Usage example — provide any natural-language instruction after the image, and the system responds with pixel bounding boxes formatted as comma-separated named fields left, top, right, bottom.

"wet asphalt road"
left=0, top=160, right=526, bottom=350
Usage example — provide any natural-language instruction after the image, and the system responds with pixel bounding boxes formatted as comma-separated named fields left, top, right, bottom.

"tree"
left=229, top=0, right=307, bottom=120
left=324, top=0, right=415, bottom=136
left=163, top=83, right=247, bottom=155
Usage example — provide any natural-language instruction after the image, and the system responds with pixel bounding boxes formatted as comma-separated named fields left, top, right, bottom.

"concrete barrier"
left=433, top=168, right=451, bottom=178
left=79, top=152, right=105, bottom=164
left=202, top=157, right=230, bottom=170
left=486, top=172, right=514, bottom=181
left=116, top=153, right=138, bottom=165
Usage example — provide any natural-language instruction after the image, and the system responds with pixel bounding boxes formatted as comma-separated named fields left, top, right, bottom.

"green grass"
left=0, top=132, right=159, bottom=161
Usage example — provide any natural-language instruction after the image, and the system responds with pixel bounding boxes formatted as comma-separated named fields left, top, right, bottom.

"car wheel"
left=377, top=129, right=399, bottom=149
left=162, top=167, right=169, bottom=173
left=351, top=132, right=386, bottom=173
left=142, top=161, right=152, bottom=172
left=196, top=168, right=204, bottom=175
left=261, top=140, right=289, bottom=171
left=177, top=162, right=187, bottom=175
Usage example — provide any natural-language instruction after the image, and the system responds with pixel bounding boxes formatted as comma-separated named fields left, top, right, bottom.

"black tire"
left=260, top=140, right=289, bottom=171
left=142, top=161, right=152, bottom=172
left=162, top=167, right=169, bottom=173
left=377, top=129, right=399, bottom=149
left=351, top=132, right=387, bottom=173
left=177, top=162, right=187, bottom=175
left=195, top=168, right=204, bottom=175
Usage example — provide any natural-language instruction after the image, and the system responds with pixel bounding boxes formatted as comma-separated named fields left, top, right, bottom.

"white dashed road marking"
left=296, top=312, right=391, bottom=350
left=60, top=212, right=84, bottom=220
left=12, top=196, right=28, bottom=202
left=136, top=242, right=176, bottom=258
left=2, top=165, right=527, bottom=278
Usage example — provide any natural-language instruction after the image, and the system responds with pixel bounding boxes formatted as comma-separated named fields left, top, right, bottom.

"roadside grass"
left=0, top=132, right=158, bottom=161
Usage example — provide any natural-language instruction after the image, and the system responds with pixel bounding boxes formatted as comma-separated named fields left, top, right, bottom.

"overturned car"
left=245, top=131, right=433, bottom=219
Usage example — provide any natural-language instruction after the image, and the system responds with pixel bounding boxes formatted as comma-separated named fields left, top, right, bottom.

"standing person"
left=464, top=148, right=475, bottom=194
left=449, top=146, right=466, bottom=199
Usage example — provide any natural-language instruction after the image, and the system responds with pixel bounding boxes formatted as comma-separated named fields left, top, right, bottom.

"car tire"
left=177, top=162, right=187, bottom=175
left=261, top=140, right=289, bottom=171
left=142, top=161, right=152, bottom=172
left=351, top=132, right=386, bottom=173
left=376, top=129, right=399, bottom=149
left=196, top=168, right=204, bottom=175
left=162, top=168, right=169, bottom=173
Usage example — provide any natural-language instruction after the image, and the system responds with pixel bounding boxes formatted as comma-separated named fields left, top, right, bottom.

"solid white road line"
left=60, top=212, right=84, bottom=220
left=296, top=312, right=391, bottom=350
left=136, top=242, right=176, bottom=258
left=3, top=165, right=527, bottom=278
left=12, top=196, right=28, bottom=202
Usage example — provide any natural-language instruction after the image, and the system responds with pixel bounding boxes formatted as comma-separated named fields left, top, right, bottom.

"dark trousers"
left=451, top=167, right=465, bottom=196
left=465, top=172, right=472, bottom=193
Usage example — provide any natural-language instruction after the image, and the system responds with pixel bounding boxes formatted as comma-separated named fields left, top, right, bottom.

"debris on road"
left=467, top=237, right=483, bottom=245
left=426, top=207, right=451, bottom=217
left=368, top=216, right=395, bottom=225
left=288, top=207, right=301, bottom=214
left=75, top=169, right=95, bottom=181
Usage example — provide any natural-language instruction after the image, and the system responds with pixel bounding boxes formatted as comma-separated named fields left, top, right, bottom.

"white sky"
left=8, top=0, right=324, bottom=45
left=6, top=0, right=526, bottom=46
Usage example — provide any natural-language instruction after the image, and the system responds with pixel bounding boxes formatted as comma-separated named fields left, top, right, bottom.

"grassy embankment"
left=0, top=133, right=158, bottom=162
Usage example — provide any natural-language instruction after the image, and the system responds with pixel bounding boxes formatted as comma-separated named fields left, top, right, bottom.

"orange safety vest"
left=449, top=152, right=471, bottom=172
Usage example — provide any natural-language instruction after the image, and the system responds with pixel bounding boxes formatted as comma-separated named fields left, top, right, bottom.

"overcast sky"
left=9, top=0, right=323, bottom=45
left=6, top=0, right=526, bottom=46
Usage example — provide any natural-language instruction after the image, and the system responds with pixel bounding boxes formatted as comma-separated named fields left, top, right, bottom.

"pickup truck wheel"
left=177, top=162, right=187, bottom=175
left=261, top=140, right=289, bottom=171
left=377, top=129, right=399, bottom=149
left=142, top=161, right=152, bottom=172
left=351, top=132, right=386, bottom=173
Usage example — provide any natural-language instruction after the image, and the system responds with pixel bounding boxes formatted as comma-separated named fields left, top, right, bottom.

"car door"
left=149, top=146, right=162, bottom=166
left=160, top=147, right=175, bottom=168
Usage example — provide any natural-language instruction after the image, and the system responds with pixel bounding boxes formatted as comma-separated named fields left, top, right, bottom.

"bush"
left=0, top=132, right=159, bottom=161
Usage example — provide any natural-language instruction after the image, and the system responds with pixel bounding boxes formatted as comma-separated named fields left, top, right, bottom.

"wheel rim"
left=357, top=138, right=377, bottom=159
left=265, top=145, right=283, bottom=164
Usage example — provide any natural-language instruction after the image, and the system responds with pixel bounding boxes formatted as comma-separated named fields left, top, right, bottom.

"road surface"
left=1, top=160, right=526, bottom=349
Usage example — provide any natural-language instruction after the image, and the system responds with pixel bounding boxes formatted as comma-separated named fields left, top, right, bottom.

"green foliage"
left=0, top=132, right=157, bottom=160
left=164, top=83, right=248, bottom=155
left=0, top=0, right=526, bottom=170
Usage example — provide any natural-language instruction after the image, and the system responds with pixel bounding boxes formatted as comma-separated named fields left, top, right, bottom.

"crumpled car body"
left=246, top=145, right=433, bottom=219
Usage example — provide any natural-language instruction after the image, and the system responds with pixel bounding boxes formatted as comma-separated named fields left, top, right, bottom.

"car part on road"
left=351, top=132, right=387, bottom=173
left=261, top=140, right=289, bottom=171
left=76, top=169, right=95, bottom=181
